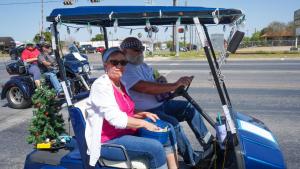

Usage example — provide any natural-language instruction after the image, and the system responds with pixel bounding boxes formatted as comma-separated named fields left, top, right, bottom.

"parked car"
left=79, top=44, right=96, bottom=54
left=0, top=37, right=16, bottom=54
left=96, top=46, right=105, bottom=54
left=179, top=47, right=188, bottom=52
left=187, top=44, right=198, bottom=51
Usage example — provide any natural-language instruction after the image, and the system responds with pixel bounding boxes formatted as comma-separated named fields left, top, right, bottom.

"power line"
left=0, top=0, right=60, bottom=6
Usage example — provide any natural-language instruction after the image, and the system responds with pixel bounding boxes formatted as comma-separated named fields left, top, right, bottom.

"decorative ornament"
left=109, top=11, right=114, bottom=20
left=99, top=27, right=103, bottom=34
left=176, top=17, right=181, bottom=26
left=146, top=19, right=151, bottom=29
left=164, top=27, right=168, bottom=32
left=75, top=27, right=80, bottom=33
left=178, top=27, right=184, bottom=33
left=34, top=103, right=41, bottom=108
left=114, top=19, right=118, bottom=33
left=138, top=33, right=142, bottom=38
left=185, top=25, right=188, bottom=32
left=212, top=8, right=219, bottom=24
left=87, top=22, right=92, bottom=35
left=67, top=27, right=71, bottom=35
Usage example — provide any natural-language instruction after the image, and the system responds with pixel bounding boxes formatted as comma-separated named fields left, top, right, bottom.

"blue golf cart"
left=24, top=5, right=286, bottom=169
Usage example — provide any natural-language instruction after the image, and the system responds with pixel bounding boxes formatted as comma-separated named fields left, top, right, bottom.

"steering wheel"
left=168, top=76, right=194, bottom=99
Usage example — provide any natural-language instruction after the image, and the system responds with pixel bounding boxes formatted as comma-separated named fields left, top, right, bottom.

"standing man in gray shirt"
left=38, top=42, right=63, bottom=96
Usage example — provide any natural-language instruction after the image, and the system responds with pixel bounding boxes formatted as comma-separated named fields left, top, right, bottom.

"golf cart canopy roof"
left=47, top=6, right=243, bottom=26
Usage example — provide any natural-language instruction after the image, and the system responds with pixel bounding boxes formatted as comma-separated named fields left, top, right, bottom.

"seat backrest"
left=70, top=99, right=149, bottom=169
left=68, top=103, right=90, bottom=169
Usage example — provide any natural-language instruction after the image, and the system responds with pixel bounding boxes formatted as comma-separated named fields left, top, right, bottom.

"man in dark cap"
left=120, top=37, right=213, bottom=167
left=38, top=42, right=63, bottom=96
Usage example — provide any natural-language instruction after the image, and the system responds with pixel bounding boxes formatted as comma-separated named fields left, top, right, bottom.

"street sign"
left=294, top=9, right=300, bottom=27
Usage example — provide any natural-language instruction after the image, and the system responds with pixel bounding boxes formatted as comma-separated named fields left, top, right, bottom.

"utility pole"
left=41, top=0, right=44, bottom=35
left=40, top=0, right=45, bottom=43
left=172, top=0, right=178, bottom=52
left=183, top=0, right=187, bottom=48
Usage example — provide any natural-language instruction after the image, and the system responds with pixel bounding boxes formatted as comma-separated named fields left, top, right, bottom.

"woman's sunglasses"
left=109, top=60, right=128, bottom=66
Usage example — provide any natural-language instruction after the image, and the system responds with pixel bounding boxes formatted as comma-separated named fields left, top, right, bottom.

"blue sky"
left=0, top=0, right=299, bottom=43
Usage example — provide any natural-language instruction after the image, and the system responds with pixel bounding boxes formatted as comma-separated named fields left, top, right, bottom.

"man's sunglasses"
left=109, top=60, right=128, bottom=66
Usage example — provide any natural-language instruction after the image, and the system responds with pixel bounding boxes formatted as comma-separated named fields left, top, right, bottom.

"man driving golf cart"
left=120, top=37, right=213, bottom=167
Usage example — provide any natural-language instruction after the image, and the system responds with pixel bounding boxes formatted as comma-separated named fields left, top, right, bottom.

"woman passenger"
left=86, top=47, right=178, bottom=169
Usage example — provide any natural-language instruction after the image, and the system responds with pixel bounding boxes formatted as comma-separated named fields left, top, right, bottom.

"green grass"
left=145, top=50, right=300, bottom=60
left=0, top=53, right=9, bottom=58
left=146, top=50, right=206, bottom=59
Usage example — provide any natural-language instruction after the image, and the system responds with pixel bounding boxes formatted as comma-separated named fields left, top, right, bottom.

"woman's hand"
left=143, top=121, right=161, bottom=132
left=134, top=111, right=159, bottom=122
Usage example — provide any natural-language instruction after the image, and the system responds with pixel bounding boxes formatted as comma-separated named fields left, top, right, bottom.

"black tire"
left=6, top=86, right=31, bottom=109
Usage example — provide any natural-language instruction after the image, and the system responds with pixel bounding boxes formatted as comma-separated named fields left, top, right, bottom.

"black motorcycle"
left=1, top=44, right=94, bottom=109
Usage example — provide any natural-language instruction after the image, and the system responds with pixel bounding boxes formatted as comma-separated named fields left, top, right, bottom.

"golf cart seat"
left=70, top=98, right=149, bottom=169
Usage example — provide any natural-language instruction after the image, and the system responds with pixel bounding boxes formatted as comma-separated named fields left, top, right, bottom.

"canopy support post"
left=51, top=23, right=73, bottom=106
left=103, top=27, right=109, bottom=49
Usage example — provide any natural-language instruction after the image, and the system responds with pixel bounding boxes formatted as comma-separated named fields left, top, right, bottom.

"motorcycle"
left=1, top=44, right=94, bottom=109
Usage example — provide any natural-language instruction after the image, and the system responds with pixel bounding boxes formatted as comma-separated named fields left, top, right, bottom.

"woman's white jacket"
left=84, top=74, right=128, bottom=166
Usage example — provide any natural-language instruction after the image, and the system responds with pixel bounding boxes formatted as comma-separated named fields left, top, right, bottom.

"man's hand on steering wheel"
left=175, top=76, right=193, bottom=89
left=168, top=76, right=194, bottom=99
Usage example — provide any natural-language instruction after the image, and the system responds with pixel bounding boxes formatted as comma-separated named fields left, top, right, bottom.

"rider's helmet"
left=25, top=41, right=36, bottom=51
left=40, top=42, right=51, bottom=49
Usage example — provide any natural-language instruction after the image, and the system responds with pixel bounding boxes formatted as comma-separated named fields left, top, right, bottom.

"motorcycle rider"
left=21, top=42, right=41, bottom=87
left=38, top=42, right=63, bottom=96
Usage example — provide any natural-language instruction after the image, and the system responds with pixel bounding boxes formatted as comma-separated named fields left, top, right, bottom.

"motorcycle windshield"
left=68, top=44, right=80, bottom=53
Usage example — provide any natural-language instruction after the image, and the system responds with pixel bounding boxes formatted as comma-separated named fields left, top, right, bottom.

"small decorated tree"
left=26, top=85, right=65, bottom=146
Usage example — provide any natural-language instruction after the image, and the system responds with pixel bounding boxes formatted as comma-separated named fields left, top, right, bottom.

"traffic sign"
left=294, top=9, right=300, bottom=27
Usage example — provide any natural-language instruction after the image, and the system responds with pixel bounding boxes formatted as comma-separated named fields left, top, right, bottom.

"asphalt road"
left=0, top=58, right=299, bottom=169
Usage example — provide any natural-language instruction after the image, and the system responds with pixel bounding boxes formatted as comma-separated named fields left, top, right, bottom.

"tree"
left=33, top=32, right=52, bottom=44
left=250, top=31, right=262, bottom=41
left=26, top=84, right=65, bottom=145
left=91, top=34, right=104, bottom=41
left=287, top=21, right=295, bottom=33
left=267, top=21, right=286, bottom=33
